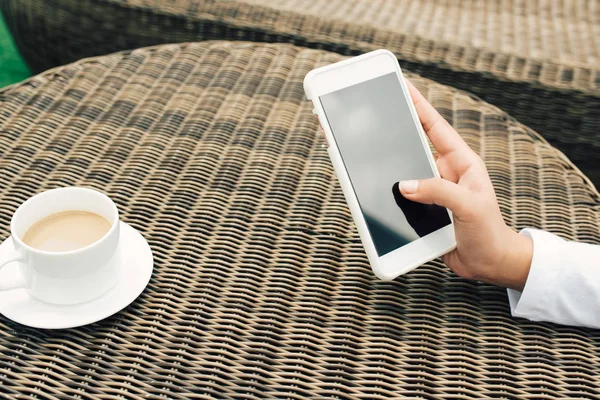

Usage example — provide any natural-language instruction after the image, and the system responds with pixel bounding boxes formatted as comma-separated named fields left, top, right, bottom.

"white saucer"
left=0, top=222, right=153, bottom=329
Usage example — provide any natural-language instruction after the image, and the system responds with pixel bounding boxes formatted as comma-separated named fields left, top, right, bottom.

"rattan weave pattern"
left=241, top=0, right=600, bottom=69
left=1, top=41, right=599, bottom=399
left=2, top=0, right=599, bottom=189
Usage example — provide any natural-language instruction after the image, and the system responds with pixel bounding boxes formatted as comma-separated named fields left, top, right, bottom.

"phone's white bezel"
left=304, top=49, right=456, bottom=280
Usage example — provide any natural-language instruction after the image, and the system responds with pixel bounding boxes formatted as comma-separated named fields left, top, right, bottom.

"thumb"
left=399, top=178, right=471, bottom=219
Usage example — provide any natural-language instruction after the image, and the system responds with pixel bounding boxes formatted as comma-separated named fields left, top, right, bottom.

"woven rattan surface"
left=242, top=0, right=600, bottom=70
left=1, top=41, right=600, bottom=399
left=2, top=0, right=599, bottom=188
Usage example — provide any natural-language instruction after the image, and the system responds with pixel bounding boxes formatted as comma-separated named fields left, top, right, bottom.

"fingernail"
left=400, top=180, right=419, bottom=194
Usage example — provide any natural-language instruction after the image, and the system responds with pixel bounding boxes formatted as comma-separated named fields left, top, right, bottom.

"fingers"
left=405, top=79, right=470, bottom=156
left=399, top=177, right=471, bottom=219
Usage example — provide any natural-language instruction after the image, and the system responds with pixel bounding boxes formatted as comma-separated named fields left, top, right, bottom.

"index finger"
left=406, top=79, right=469, bottom=156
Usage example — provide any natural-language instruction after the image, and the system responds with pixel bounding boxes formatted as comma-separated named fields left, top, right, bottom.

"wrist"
left=499, top=228, right=533, bottom=291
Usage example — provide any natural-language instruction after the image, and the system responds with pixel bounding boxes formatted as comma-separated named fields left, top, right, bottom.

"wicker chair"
left=1, top=41, right=599, bottom=398
left=1, top=0, right=599, bottom=186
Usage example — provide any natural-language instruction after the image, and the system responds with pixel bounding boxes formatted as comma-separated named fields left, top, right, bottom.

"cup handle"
left=0, top=247, right=28, bottom=291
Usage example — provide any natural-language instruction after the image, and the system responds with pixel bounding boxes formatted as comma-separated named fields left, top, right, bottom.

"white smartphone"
left=304, top=49, right=456, bottom=280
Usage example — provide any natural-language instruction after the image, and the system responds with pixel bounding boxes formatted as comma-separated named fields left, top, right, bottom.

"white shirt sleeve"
left=507, top=228, right=600, bottom=328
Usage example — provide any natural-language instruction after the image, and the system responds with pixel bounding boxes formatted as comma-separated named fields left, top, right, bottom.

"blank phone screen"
left=319, top=72, right=451, bottom=256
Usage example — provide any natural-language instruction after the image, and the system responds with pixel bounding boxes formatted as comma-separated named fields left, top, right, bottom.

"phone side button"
left=316, top=116, right=330, bottom=147
left=320, top=126, right=330, bottom=147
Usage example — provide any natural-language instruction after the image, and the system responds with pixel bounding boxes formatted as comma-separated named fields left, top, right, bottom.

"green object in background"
left=0, top=10, right=30, bottom=88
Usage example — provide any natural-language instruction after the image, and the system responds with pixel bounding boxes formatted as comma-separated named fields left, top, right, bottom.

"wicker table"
left=3, top=0, right=600, bottom=185
left=1, top=42, right=599, bottom=399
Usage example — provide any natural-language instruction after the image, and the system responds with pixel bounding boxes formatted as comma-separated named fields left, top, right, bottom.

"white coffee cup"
left=0, top=187, right=120, bottom=305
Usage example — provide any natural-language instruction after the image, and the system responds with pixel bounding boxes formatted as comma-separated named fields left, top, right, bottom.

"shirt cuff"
left=506, top=228, right=565, bottom=321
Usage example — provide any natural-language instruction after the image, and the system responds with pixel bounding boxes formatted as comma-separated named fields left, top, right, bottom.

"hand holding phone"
left=399, top=80, right=533, bottom=291
left=304, top=50, right=533, bottom=287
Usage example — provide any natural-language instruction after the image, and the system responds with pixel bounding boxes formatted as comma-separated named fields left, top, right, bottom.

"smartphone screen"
left=319, top=72, right=451, bottom=256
